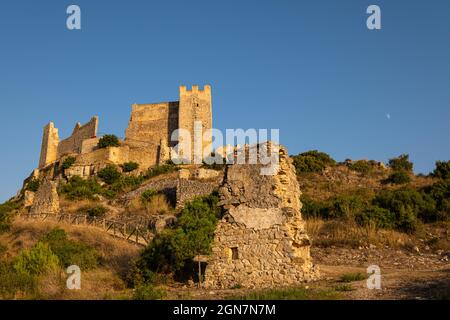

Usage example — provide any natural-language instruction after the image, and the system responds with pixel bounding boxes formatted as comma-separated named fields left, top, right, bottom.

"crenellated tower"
left=178, top=85, right=213, bottom=162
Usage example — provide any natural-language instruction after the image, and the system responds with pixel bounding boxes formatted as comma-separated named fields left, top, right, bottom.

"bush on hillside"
left=0, top=200, right=21, bottom=233
left=135, top=192, right=221, bottom=282
left=121, top=162, right=139, bottom=173
left=383, top=170, right=411, bottom=185
left=347, top=160, right=373, bottom=175
left=41, top=228, right=99, bottom=269
left=292, top=150, right=336, bottom=174
left=433, top=160, right=450, bottom=180
left=388, top=154, right=413, bottom=172
left=59, top=176, right=104, bottom=200
left=373, top=187, right=435, bottom=232
left=144, top=163, right=178, bottom=179
left=13, top=242, right=59, bottom=276
left=98, top=165, right=122, bottom=185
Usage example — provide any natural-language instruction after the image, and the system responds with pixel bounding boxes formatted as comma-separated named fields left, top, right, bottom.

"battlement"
left=179, top=84, right=211, bottom=96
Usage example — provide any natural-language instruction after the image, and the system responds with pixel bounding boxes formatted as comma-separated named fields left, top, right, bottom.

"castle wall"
left=57, top=117, right=98, bottom=157
left=178, top=85, right=213, bottom=162
left=39, top=122, right=60, bottom=168
left=125, top=102, right=179, bottom=147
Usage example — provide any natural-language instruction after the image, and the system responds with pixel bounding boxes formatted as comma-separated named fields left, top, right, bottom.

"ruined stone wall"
left=204, top=146, right=318, bottom=289
left=39, top=122, right=60, bottom=168
left=178, top=85, right=213, bottom=161
left=175, top=177, right=220, bottom=208
left=30, top=179, right=60, bottom=214
left=57, top=117, right=98, bottom=157
left=125, top=102, right=179, bottom=147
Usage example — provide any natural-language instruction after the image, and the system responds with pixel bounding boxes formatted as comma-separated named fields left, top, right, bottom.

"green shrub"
left=348, top=160, right=372, bottom=175
left=373, top=187, right=435, bottom=232
left=327, top=195, right=369, bottom=220
left=83, top=205, right=108, bottom=218
left=355, top=206, right=396, bottom=229
left=132, top=283, right=165, bottom=300
left=433, top=160, right=450, bottom=180
left=98, top=165, right=122, bottom=185
left=121, top=162, right=139, bottom=173
left=384, top=170, right=411, bottom=185
left=41, top=228, right=99, bottom=269
left=301, top=195, right=369, bottom=220
left=422, top=180, right=450, bottom=222
left=136, top=193, right=221, bottom=280
left=13, top=242, right=59, bottom=276
left=388, top=154, right=413, bottom=172
left=0, top=200, right=20, bottom=233
left=292, top=150, right=336, bottom=173
left=299, top=196, right=326, bottom=219
left=110, top=175, right=144, bottom=193
left=97, top=134, right=120, bottom=149
left=144, top=164, right=178, bottom=179
left=0, top=261, right=38, bottom=299
left=59, top=176, right=104, bottom=200
left=25, top=179, right=40, bottom=192
left=61, top=156, right=76, bottom=170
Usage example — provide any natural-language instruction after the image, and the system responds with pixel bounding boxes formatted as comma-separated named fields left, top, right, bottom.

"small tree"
left=98, top=165, right=122, bottom=185
left=433, top=160, right=450, bottom=180
left=97, top=135, right=120, bottom=149
left=121, top=162, right=139, bottom=173
left=388, top=154, right=413, bottom=172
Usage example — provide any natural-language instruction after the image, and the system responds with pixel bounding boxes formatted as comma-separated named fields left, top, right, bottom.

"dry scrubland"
left=0, top=152, right=449, bottom=300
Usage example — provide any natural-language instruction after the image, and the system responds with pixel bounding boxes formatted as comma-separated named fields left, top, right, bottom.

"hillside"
left=0, top=151, right=449, bottom=300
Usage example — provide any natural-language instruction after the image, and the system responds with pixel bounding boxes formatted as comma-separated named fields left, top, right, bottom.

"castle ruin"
left=37, top=85, right=212, bottom=176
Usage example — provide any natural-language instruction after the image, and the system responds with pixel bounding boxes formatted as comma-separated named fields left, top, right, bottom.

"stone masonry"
left=30, top=179, right=60, bottom=215
left=36, top=85, right=212, bottom=177
left=203, top=145, right=319, bottom=289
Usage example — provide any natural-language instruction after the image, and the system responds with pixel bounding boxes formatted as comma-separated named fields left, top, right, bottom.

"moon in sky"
left=386, top=113, right=391, bottom=120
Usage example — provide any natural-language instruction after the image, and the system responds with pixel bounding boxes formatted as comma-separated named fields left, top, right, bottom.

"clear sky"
left=1, top=0, right=449, bottom=201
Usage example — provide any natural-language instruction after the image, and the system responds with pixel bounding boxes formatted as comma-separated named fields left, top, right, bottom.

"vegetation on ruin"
left=24, top=179, right=40, bottom=192
left=97, top=134, right=120, bottom=149
left=61, top=156, right=77, bottom=170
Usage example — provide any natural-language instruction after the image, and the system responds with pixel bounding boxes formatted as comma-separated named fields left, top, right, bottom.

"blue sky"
left=1, top=0, right=449, bottom=201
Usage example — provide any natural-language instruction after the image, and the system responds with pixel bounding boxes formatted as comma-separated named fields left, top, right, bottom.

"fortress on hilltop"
left=36, top=85, right=212, bottom=178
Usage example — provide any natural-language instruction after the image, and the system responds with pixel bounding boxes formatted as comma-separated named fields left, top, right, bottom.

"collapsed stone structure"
left=36, top=85, right=212, bottom=178
left=29, top=179, right=60, bottom=215
left=204, top=145, right=319, bottom=288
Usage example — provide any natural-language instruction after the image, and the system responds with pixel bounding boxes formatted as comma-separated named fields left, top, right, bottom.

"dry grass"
left=0, top=218, right=141, bottom=300
left=305, top=218, right=414, bottom=249
left=124, top=194, right=172, bottom=218
left=2, top=218, right=141, bottom=274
